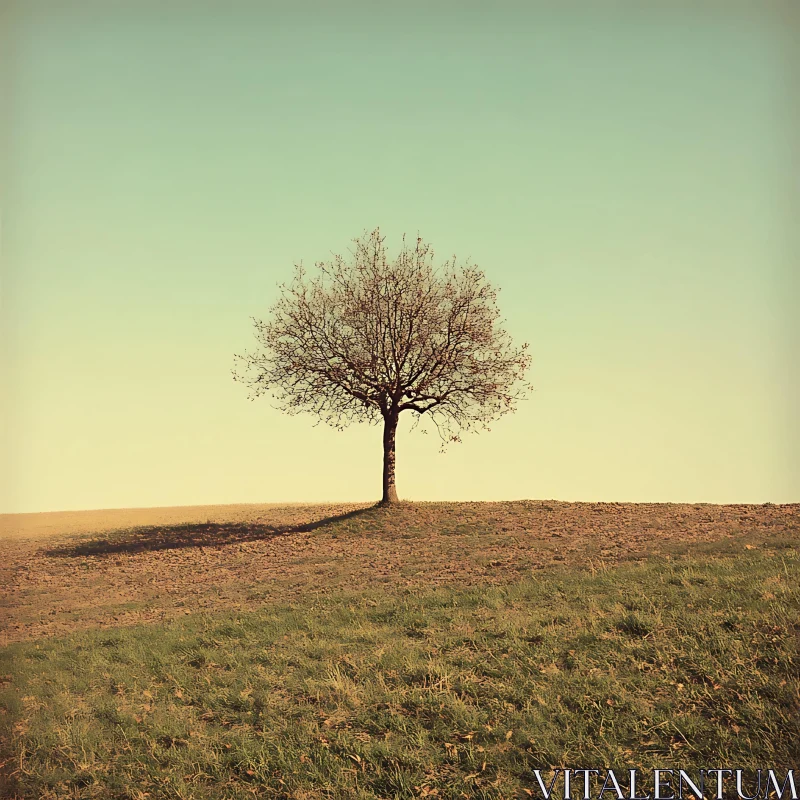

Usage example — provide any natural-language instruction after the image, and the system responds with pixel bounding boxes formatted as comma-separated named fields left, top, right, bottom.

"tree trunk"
left=381, top=412, right=399, bottom=504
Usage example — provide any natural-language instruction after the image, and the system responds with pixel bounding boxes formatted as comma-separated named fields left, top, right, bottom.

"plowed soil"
left=1, top=501, right=797, bottom=645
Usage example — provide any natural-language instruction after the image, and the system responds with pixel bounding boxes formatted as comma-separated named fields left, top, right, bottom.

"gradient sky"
left=1, top=2, right=798, bottom=513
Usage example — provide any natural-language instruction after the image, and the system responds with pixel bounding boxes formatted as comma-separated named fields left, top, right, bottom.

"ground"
left=0, top=502, right=798, bottom=799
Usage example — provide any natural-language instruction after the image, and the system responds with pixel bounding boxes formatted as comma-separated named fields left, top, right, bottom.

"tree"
left=233, top=229, right=531, bottom=504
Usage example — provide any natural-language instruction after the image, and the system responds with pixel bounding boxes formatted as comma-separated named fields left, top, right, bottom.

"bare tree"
left=233, top=229, right=531, bottom=504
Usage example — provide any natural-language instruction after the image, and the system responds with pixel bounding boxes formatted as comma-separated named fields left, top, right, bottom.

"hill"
left=1, top=501, right=798, bottom=798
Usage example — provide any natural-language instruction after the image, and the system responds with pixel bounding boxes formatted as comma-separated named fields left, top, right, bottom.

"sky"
left=1, top=2, right=798, bottom=513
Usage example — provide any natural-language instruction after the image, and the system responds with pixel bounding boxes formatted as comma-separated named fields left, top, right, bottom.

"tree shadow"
left=42, top=505, right=379, bottom=558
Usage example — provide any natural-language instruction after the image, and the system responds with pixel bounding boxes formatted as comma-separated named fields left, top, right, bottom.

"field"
left=1, top=501, right=798, bottom=798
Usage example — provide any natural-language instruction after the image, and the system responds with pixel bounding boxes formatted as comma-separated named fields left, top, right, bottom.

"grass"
left=1, top=539, right=798, bottom=799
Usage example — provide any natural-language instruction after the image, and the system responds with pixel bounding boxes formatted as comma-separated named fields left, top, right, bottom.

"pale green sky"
left=1, top=2, right=797, bottom=513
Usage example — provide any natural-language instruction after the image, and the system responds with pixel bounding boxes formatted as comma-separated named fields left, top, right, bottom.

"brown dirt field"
left=1, top=501, right=798, bottom=645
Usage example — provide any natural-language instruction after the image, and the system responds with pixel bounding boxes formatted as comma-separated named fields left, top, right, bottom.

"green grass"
left=2, top=545, right=798, bottom=799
